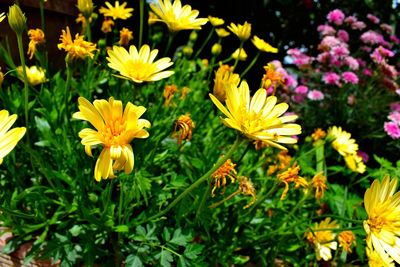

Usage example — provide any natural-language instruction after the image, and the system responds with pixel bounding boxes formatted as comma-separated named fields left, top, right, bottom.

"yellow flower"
left=338, top=230, right=356, bottom=253
left=277, top=162, right=308, bottom=200
left=149, top=0, right=208, bottom=32
left=208, top=16, right=224, bottom=27
left=305, top=218, right=339, bottom=261
left=8, top=4, right=27, bottom=35
left=0, top=110, right=26, bottom=164
left=106, top=44, right=174, bottom=83
left=367, top=247, right=395, bottom=267
left=72, top=97, right=151, bottom=181
left=251, top=35, right=278, bottom=53
left=311, top=171, right=328, bottom=200
left=17, top=66, right=47, bottom=86
left=0, top=12, right=5, bottom=23
left=213, top=64, right=240, bottom=102
left=101, top=18, right=115, bottom=33
left=327, top=126, right=358, bottom=156
left=227, top=21, right=251, bottom=41
left=118, top=27, right=133, bottom=46
left=363, top=176, right=400, bottom=265
left=27, top=28, right=45, bottom=60
left=173, top=114, right=195, bottom=145
left=215, top=28, right=230, bottom=38
left=261, top=63, right=284, bottom=89
left=344, top=153, right=366, bottom=173
left=209, top=80, right=301, bottom=150
left=311, top=128, right=326, bottom=141
left=99, top=1, right=133, bottom=20
left=231, top=48, right=248, bottom=61
left=57, top=26, right=97, bottom=59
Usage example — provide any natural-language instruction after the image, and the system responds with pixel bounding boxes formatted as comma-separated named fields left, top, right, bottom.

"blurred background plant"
left=0, top=0, right=398, bottom=266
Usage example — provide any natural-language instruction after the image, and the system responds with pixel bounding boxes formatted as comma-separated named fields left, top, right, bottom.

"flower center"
left=367, top=213, right=385, bottom=233
left=101, top=118, right=126, bottom=147
left=125, top=60, right=156, bottom=80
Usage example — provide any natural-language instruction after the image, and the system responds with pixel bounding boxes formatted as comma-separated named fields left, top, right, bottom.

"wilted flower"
left=338, top=231, right=356, bottom=253
left=99, top=1, right=133, bottom=20
left=163, top=84, right=178, bottom=106
left=238, top=176, right=256, bottom=209
left=311, top=172, right=328, bottom=200
left=149, top=0, right=208, bottom=32
left=101, top=18, right=115, bottom=33
left=173, top=114, right=195, bottom=145
left=73, top=97, right=151, bottom=181
left=58, top=26, right=97, bottom=59
left=118, top=27, right=133, bottom=46
left=261, top=63, right=284, bottom=89
left=27, top=28, right=45, bottom=59
left=305, top=218, right=339, bottom=261
left=106, top=44, right=174, bottom=83
left=363, top=176, right=400, bottom=266
left=277, top=162, right=308, bottom=200
left=211, top=159, right=237, bottom=196
left=0, top=110, right=26, bottom=164
left=17, top=66, right=47, bottom=86
left=209, top=80, right=301, bottom=150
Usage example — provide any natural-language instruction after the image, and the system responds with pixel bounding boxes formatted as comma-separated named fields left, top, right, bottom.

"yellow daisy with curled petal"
left=231, top=48, right=248, bottom=61
left=58, top=26, right=97, bottom=59
left=213, top=63, right=240, bottom=102
left=73, top=97, right=151, bottom=181
left=209, top=80, right=301, bottom=150
left=251, top=35, right=278, bottom=53
left=327, top=126, right=358, bottom=156
left=344, top=153, right=366, bottom=173
left=215, top=28, right=230, bottom=38
left=149, top=0, right=208, bottom=32
left=208, top=16, right=224, bottom=27
left=99, top=1, right=133, bottom=20
left=0, top=110, right=26, bottom=164
left=106, top=44, right=174, bottom=83
left=363, top=176, right=400, bottom=265
left=17, top=66, right=47, bottom=86
left=305, top=218, right=339, bottom=261
left=227, top=21, right=251, bottom=41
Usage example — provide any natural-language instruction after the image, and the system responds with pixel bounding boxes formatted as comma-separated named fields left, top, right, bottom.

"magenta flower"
left=363, top=68, right=373, bottom=76
left=360, top=30, right=385, bottom=45
left=322, top=72, right=340, bottom=85
left=320, top=36, right=341, bottom=49
left=307, top=90, right=324, bottom=100
left=357, top=150, right=369, bottom=163
left=342, top=71, right=359, bottom=84
left=327, top=9, right=345, bottom=25
left=384, top=121, right=400, bottom=139
left=332, top=45, right=349, bottom=57
left=344, top=16, right=357, bottom=24
left=344, top=56, right=359, bottom=70
left=366, top=14, right=380, bottom=24
left=390, top=102, right=400, bottom=112
left=294, top=85, right=309, bottom=94
left=337, top=29, right=349, bottom=42
left=388, top=111, right=400, bottom=124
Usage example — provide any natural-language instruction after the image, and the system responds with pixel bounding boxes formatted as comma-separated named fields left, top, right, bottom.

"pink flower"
left=351, top=21, right=366, bottom=30
left=317, top=24, right=336, bottom=36
left=384, top=121, right=400, bottom=139
left=317, top=52, right=330, bottom=64
left=292, top=94, right=306, bottom=103
left=344, top=16, right=357, bottom=24
left=380, top=23, right=393, bottom=34
left=360, top=30, right=385, bottom=45
left=327, top=9, right=345, bottom=25
left=342, top=71, right=359, bottom=84
left=363, top=68, right=373, bottom=76
left=390, top=35, right=400, bottom=44
left=344, top=56, right=359, bottom=70
left=366, top=14, right=380, bottom=24
left=307, top=90, right=324, bottom=100
left=331, top=45, right=349, bottom=57
left=320, top=36, right=341, bottom=49
left=390, top=102, right=400, bottom=112
left=388, top=111, right=400, bottom=124
left=370, top=46, right=394, bottom=64
left=380, top=62, right=398, bottom=79
left=284, top=74, right=298, bottom=88
left=337, top=30, right=349, bottom=42
left=322, top=72, right=340, bottom=85
left=294, top=85, right=308, bottom=94
left=357, top=150, right=369, bottom=163
left=287, top=48, right=313, bottom=67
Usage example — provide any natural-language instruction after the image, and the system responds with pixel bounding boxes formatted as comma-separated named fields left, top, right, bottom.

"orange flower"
left=101, top=18, right=115, bottom=33
left=211, top=159, right=237, bottom=196
left=311, top=172, right=328, bottom=200
left=27, top=28, right=45, bottom=59
left=338, top=231, right=356, bottom=253
left=311, top=128, right=327, bottom=141
left=119, top=27, right=133, bottom=46
left=173, top=114, right=195, bottom=145
left=163, top=84, right=178, bottom=106
left=277, top=162, right=308, bottom=200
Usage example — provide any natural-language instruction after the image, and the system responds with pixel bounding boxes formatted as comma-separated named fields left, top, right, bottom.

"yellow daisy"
left=215, top=28, right=230, bottom=38
left=327, top=126, right=358, bottom=156
left=231, top=48, right=248, bottom=61
left=367, top=247, right=395, bottom=267
left=209, top=80, right=301, bottom=150
left=208, top=16, right=224, bottom=27
left=213, top=64, right=240, bottom=102
left=305, top=218, right=339, bottom=261
left=227, top=21, right=251, bottom=41
left=16, top=66, right=47, bottom=86
left=251, top=35, right=278, bottom=53
left=99, top=1, right=133, bottom=20
left=73, top=97, right=151, bottom=181
left=149, top=0, right=208, bottom=32
left=106, top=44, right=174, bottom=83
left=363, top=176, right=400, bottom=265
left=0, top=110, right=26, bottom=164
left=344, top=153, right=366, bottom=173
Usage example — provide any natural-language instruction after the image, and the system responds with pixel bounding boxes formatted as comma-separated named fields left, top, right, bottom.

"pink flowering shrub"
left=282, top=9, right=400, bottom=159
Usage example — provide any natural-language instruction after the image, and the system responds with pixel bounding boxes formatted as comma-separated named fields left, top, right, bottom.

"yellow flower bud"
left=7, top=4, right=27, bottom=35
left=183, top=46, right=193, bottom=57
left=77, top=0, right=94, bottom=18
left=189, top=31, right=198, bottom=42
left=211, top=43, right=222, bottom=56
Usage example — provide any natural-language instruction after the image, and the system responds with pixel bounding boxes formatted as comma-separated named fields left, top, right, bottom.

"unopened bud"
left=183, top=46, right=193, bottom=57
left=77, top=0, right=94, bottom=18
left=189, top=31, right=198, bottom=42
left=0, top=69, right=3, bottom=87
left=8, top=4, right=27, bottom=35
left=211, top=43, right=222, bottom=56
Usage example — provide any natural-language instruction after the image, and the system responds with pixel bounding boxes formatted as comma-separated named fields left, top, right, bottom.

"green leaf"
left=183, top=244, right=203, bottom=260
left=160, top=250, right=173, bottom=267
left=125, top=255, right=143, bottom=267
left=170, top=228, right=189, bottom=246
left=114, top=225, right=129, bottom=233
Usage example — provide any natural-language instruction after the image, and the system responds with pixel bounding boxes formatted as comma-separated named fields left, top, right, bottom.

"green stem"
left=245, top=179, right=278, bottom=214
left=194, top=28, right=214, bottom=59
left=39, top=0, right=46, bottom=32
left=85, top=16, right=92, bottom=42
left=195, top=183, right=212, bottom=221
left=315, top=139, right=326, bottom=174
left=16, top=34, right=30, bottom=145
left=164, top=32, right=175, bottom=57
left=138, top=0, right=144, bottom=48
left=232, top=41, right=244, bottom=71
left=142, top=135, right=244, bottom=224
left=240, top=51, right=260, bottom=78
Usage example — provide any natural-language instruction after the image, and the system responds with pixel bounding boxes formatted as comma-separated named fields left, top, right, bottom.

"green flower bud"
left=98, top=38, right=106, bottom=49
left=211, top=43, right=222, bottom=56
left=77, top=0, right=94, bottom=18
left=189, top=31, right=198, bottom=42
left=8, top=4, right=27, bottom=35
left=183, top=46, right=193, bottom=57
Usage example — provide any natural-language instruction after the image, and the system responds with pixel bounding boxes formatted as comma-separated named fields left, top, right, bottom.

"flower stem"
left=138, top=0, right=144, bottom=48
left=142, top=135, right=244, bottom=224
left=194, top=28, right=214, bottom=59
left=240, top=51, right=260, bottom=78
left=232, top=41, right=244, bottom=71
left=16, top=34, right=30, bottom=145
left=164, top=32, right=175, bottom=57
left=39, top=0, right=46, bottom=32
